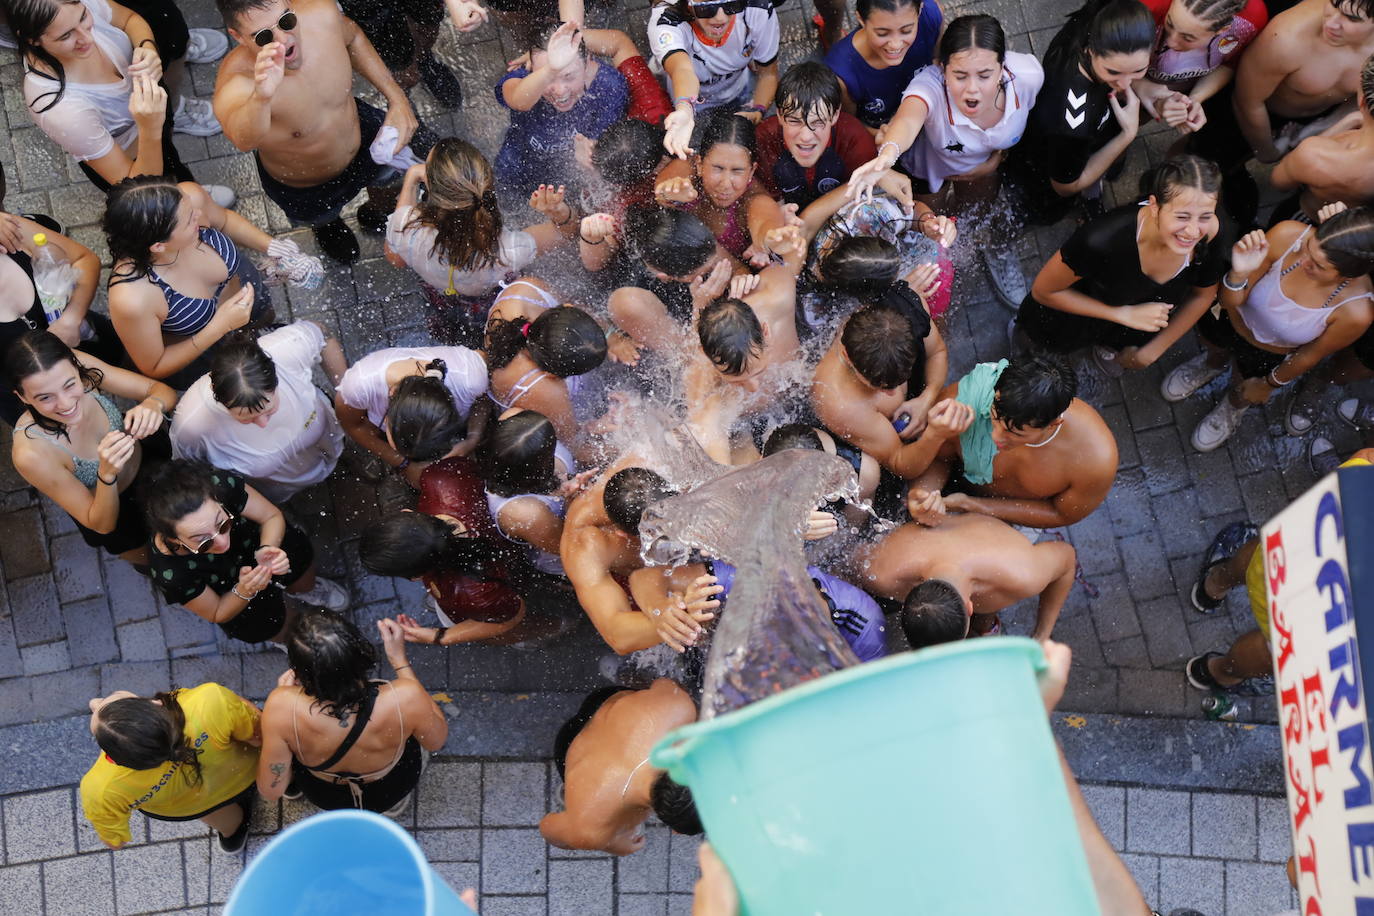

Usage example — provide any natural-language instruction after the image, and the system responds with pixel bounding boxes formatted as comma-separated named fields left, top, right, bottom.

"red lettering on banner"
left=1266, top=528, right=1287, bottom=595
left=1298, top=833, right=1324, bottom=900
left=1304, top=673, right=1331, bottom=804
left=1291, top=755, right=1315, bottom=833
left=1274, top=599, right=1296, bottom=674
left=1284, top=684, right=1306, bottom=749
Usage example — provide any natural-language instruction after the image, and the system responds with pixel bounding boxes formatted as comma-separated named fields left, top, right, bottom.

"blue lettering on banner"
left=1353, top=822, right=1374, bottom=881
left=1322, top=558, right=1353, bottom=633
left=1342, top=723, right=1374, bottom=810
left=1331, top=636, right=1363, bottom=718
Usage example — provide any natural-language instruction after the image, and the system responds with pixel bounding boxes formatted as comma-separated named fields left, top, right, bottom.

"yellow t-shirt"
left=80, top=683, right=261, bottom=846
left=1249, top=456, right=1372, bottom=638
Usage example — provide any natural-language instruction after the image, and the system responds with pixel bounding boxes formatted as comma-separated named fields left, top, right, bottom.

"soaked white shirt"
left=336, top=345, right=488, bottom=429
left=170, top=322, right=343, bottom=504
left=385, top=205, right=537, bottom=297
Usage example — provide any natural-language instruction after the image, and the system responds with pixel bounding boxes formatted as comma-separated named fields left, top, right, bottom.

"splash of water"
left=639, top=449, right=863, bottom=719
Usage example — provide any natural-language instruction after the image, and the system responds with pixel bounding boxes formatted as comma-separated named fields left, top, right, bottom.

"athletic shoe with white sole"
left=1309, top=436, right=1341, bottom=476
left=172, top=96, right=223, bottom=136
left=205, top=184, right=237, bottom=208
left=1339, top=397, right=1374, bottom=435
left=185, top=28, right=230, bottom=64
left=1191, top=396, right=1249, bottom=451
left=1160, top=351, right=1225, bottom=402
left=292, top=576, right=350, bottom=611
left=979, top=246, right=1028, bottom=311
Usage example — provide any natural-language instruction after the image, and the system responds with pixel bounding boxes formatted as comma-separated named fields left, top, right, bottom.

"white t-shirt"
left=23, top=0, right=138, bottom=162
left=384, top=205, right=538, bottom=297
left=170, top=322, right=343, bottom=504
left=336, top=346, right=488, bottom=429
left=899, top=52, right=1045, bottom=192
left=648, top=0, right=780, bottom=109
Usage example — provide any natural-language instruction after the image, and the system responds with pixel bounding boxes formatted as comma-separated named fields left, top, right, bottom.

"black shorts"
left=141, top=782, right=255, bottom=822
left=338, top=0, right=445, bottom=70
left=218, top=523, right=315, bottom=643
left=1354, top=322, right=1374, bottom=372
left=1196, top=309, right=1287, bottom=380
left=255, top=99, right=436, bottom=227
left=292, top=737, right=425, bottom=812
left=1190, top=83, right=1337, bottom=174
left=1014, top=293, right=1153, bottom=354
left=629, top=270, right=694, bottom=325
left=75, top=429, right=171, bottom=556
left=553, top=685, right=633, bottom=779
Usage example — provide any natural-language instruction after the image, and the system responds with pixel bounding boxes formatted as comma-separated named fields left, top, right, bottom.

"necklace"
left=1023, top=420, right=1064, bottom=449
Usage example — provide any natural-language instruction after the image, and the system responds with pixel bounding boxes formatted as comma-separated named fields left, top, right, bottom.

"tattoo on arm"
left=269, top=762, right=286, bottom=787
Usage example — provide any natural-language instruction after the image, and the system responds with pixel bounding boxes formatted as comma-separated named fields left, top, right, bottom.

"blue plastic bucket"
left=224, top=809, right=475, bottom=916
left=651, top=638, right=1099, bottom=915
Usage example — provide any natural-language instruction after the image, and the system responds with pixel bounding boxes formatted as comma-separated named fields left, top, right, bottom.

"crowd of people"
left=2, top=0, right=1370, bottom=906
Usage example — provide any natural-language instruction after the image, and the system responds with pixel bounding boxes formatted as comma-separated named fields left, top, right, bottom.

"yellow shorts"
left=1246, top=547, right=1269, bottom=640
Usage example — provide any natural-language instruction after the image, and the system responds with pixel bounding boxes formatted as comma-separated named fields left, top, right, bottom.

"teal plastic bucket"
left=224, top=809, right=475, bottom=916
left=651, top=638, right=1099, bottom=915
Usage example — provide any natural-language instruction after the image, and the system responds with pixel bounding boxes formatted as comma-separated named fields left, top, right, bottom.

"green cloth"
left=955, top=359, right=1009, bottom=485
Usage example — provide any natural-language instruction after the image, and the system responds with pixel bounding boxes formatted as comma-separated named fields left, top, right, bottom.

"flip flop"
left=1190, top=521, right=1258, bottom=614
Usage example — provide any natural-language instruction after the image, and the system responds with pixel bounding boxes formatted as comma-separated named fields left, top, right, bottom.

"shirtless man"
left=913, top=354, right=1118, bottom=529
left=1270, top=53, right=1374, bottom=217
left=857, top=510, right=1078, bottom=644
left=692, top=244, right=804, bottom=395
left=810, top=305, right=961, bottom=481
left=212, top=0, right=432, bottom=264
left=541, top=678, right=699, bottom=854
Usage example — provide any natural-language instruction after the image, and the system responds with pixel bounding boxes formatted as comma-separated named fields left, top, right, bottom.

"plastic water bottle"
left=31, top=234, right=92, bottom=339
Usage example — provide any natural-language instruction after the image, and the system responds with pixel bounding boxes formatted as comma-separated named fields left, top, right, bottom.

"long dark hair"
left=94, top=689, right=204, bottom=784
left=6, top=330, right=105, bottom=439
left=938, top=14, right=1006, bottom=64
left=1139, top=153, right=1222, bottom=262
left=405, top=138, right=502, bottom=272
left=140, top=459, right=223, bottom=541
left=210, top=331, right=277, bottom=412
left=1046, top=0, right=1154, bottom=73
left=696, top=111, right=758, bottom=167
left=486, top=306, right=607, bottom=378
left=1316, top=206, right=1374, bottom=278
left=479, top=410, right=560, bottom=498
left=388, top=359, right=465, bottom=461
left=285, top=609, right=377, bottom=720
left=9, top=0, right=82, bottom=113
left=104, top=176, right=183, bottom=284
left=625, top=206, right=717, bottom=277
left=360, top=510, right=499, bottom=580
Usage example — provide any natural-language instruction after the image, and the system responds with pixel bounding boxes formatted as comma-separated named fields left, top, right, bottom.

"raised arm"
left=564, top=537, right=663, bottom=654
left=213, top=43, right=283, bottom=153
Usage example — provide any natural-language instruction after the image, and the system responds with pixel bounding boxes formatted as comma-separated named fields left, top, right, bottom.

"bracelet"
left=96, top=473, right=117, bottom=486
left=395, top=457, right=410, bottom=471
left=580, top=231, right=605, bottom=245
left=878, top=140, right=900, bottom=162
left=138, top=38, right=157, bottom=50
left=1266, top=366, right=1291, bottom=388
left=431, top=626, right=449, bottom=645
left=674, top=95, right=700, bottom=109
left=231, top=584, right=258, bottom=600
left=604, top=324, right=620, bottom=340
left=1221, top=273, right=1249, bottom=292
left=742, top=103, right=767, bottom=114
left=553, top=206, right=573, bottom=227
left=394, top=664, right=412, bottom=673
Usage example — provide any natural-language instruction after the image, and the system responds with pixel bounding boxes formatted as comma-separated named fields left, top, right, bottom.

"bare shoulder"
left=1066, top=399, right=1118, bottom=468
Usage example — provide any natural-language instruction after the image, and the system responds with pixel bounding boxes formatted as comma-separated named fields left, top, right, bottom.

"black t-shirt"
left=1057, top=203, right=1230, bottom=307
left=149, top=469, right=261, bottom=606
left=1021, top=53, right=1120, bottom=186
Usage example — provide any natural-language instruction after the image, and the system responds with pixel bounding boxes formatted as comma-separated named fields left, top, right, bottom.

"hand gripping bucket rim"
left=223, top=808, right=476, bottom=915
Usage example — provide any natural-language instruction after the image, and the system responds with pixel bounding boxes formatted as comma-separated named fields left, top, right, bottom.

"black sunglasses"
left=252, top=9, right=298, bottom=47
left=178, top=508, right=235, bottom=554
left=690, top=0, right=746, bottom=18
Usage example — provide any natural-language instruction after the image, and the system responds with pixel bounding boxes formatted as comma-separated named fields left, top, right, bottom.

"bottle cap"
left=32, top=233, right=47, bottom=246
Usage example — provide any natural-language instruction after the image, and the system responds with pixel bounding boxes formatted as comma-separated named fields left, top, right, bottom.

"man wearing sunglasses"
left=212, top=0, right=435, bottom=264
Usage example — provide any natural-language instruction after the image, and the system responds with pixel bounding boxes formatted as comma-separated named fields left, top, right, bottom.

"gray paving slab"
left=3, top=788, right=77, bottom=863
left=1126, top=788, right=1192, bottom=856
left=483, top=828, right=548, bottom=894
left=1158, top=855, right=1225, bottom=916
left=42, top=851, right=115, bottom=916
left=1191, top=792, right=1258, bottom=860
left=548, top=858, right=614, bottom=916
left=483, top=762, right=549, bottom=827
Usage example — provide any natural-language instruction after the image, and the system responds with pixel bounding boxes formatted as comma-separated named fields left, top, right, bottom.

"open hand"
left=445, top=0, right=490, bottom=31
left=544, top=21, right=583, bottom=71
left=663, top=107, right=695, bottom=159
left=530, top=183, right=571, bottom=223
left=0, top=212, right=27, bottom=255
left=1229, top=230, right=1269, bottom=277
left=655, top=175, right=697, bottom=205
left=905, top=261, right=941, bottom=306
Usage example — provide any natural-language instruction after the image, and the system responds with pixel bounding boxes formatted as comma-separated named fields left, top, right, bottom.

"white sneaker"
left=1191, top=396, right=1249, bottom=452
left=205, top=184, right=237, bottom=208
left=172, top=96, right=223, bottom=137
left=184, top=28, right=230, bottom=64
left=1161, top=352, right=1225, bottom=402
left=292, top=576, right=350, bottom=611
left=979, top=247, right=1028, bottom=311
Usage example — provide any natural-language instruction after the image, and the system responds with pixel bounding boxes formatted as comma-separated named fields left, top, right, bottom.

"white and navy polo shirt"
left=648, top=0, right=780, bottom=109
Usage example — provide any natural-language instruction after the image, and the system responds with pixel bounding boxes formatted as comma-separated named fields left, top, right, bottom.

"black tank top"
left=0, top=251, right=49, bottom=426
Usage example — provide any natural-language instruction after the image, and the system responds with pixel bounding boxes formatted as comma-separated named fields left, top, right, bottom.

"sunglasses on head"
left=252, top=9, right=297, bottom=47
left=179, top=508, right=235, bottom=554
left=690, top=0, right=746, bottom=18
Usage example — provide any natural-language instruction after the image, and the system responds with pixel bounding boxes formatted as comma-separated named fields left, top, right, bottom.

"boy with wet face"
left=755, top=61, right=878, bottom=211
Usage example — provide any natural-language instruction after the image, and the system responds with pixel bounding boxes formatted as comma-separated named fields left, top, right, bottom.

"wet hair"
left=625, top=207, right=717, bottom=278
left=530, top=21, right=590, bottom=62
left=816, top=236, right=903, bottom=300
left=285, top=610, right=377, bottom=720
left=1336, top=0, right=1374, bottom=22
left=1174, top=0, right=1246, bottom=31
left=698, top=299, right=763, bottom=376
left=140, top=459, right=223, bottom=542
left=6, top=330, right=104, bottom=439
left=762, top=423, right=823, bottom=456
left=650, top=772, right=703, bottom=834
left=1141, top=154, right=1221, bottom=260
left=359, top=511, right=495, bottom=581
left=103, top=176, right=183, bottom=283
left=1363, top=53, right=1374, bottom=113
left=93, top=690, right=204, bottom=784
left=479, top=410, right=561, bottom=498
left=992, top=353, right=1078, bottom=431
left=1046, top=0, right=1154, bottom=73
left=593, top=119, right=665, bottom=190
left=776, top=61, right=843, bottom=123
left=900, top=579, right=969, bottom=649
left=214, top=0, right=277, bottom=29
left=696, top=111, right=758, bottom=166
left=603, top=467, right=676, bottom=537
left=856, top=0, right=921, bottom=22
left=405, top=138, right=503, bottom=273
left=8, top=0, right=83, bottom=112
left=209, top=331, right=278, bottom=412
left=486, top=307, right=607, bottom=378
left=938, top=14, right=1007, bottom=64
left=840, top=306, right=916, bottom=390
left=387, top=360, right=465, bottom=462
left=1314, top=206, right=1374, bottom=277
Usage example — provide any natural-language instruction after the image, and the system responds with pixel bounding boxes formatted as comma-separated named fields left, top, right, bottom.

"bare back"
left=280, top=682, right=414, bottom=775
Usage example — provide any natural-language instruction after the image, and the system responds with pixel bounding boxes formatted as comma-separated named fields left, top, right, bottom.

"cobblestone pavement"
left=0, top=0, right=1359, bottom=909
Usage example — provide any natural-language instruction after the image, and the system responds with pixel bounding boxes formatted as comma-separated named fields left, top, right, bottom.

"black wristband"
left=138, top=38, right=158, bottom=50
left=432, top=626, right=449, bottom=645
left=97, top=473, right=117, bottom=486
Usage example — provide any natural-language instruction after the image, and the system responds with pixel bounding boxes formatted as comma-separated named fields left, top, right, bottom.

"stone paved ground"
left=0, top=0, right=1363, bottom=909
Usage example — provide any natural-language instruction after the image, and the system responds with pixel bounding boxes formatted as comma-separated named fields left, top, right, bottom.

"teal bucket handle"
left=650, top=720, right=711, bottom=780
